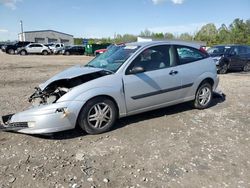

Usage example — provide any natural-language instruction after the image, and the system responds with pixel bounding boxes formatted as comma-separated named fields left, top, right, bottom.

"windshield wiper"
left=85, top=64, right=95, bottom=68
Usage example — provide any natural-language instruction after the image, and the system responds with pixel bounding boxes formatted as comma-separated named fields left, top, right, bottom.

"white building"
left=18, top=30, right=74, bottom=45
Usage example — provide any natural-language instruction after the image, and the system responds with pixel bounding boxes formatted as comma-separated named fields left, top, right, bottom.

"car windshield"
left=86, top=45, right=140, bottom=72
left=207, top=46, right=232, bottom=55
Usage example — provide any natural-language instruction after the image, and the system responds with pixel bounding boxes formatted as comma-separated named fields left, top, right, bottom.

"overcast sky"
left=0, top=0, right=249, bottom=41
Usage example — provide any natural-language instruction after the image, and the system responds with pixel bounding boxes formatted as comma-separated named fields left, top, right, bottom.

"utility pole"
left=20, top=20, right=24, bottom=41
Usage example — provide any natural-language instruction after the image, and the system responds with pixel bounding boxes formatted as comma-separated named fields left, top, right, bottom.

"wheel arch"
left=75, top=94, right=120, bottom=129
left=198, top=77, right=214, bottom=88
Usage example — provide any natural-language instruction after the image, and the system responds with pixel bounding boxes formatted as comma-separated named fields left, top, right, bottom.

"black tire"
left=42, top=50, right=48, bottom=55
left=218, top=63, right=228, bottom=74
left=193, top=82, right=212, bottom=109
left=20, top=50, right=27, bottom=55
left=8, top=49, right=15, bottom=55
left=243, top=62, right=250, bottom=72
left=78, top=97, right=118, bottom=134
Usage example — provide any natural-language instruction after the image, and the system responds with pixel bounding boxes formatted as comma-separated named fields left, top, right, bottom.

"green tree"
left=164, top=32, right=175, bottom=39
left=140, top=29, right=152, bottom=37
left=229, top=18, right=248, bottom=44
left=217, top=24, right=230, bottom=44
left=195, top=23, right=218, bottom=46
left=152, top=32, right=164, bottom=39
left=74, top=38, right=83, bottom=45
left=179, top=33, right=193, bottom=41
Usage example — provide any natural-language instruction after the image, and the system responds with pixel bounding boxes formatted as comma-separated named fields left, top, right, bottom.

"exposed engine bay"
left=28, top=70, right=110, bottom=106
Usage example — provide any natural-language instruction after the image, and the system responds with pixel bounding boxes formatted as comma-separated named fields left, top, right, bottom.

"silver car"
left=1, top=41, right=219, bottom=134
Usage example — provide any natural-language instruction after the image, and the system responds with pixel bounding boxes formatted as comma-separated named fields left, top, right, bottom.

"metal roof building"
left=18, top=30, right=74, bottom=45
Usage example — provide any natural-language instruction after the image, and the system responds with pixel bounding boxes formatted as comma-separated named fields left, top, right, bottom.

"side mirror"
left=129, top=66, right=145, bottom=74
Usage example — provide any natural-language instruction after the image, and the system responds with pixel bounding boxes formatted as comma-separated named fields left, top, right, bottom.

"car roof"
left=213, top=44, right=249, bottom=47
left=127, top=40, right=201, bottom=49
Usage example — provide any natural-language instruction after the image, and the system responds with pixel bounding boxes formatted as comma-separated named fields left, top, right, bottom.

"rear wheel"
left=8, top=49, right=15, bottom=55
left=78, top=97, right=117, bottom=134
left=42, top=50, right=48, bottom=55
left=65, top=51, right=70, bottom=55
left=193, top=82, right=212, bottom=109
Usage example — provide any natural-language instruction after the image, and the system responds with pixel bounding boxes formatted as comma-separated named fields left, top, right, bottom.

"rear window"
left=176, top=45, right=208, bottom=64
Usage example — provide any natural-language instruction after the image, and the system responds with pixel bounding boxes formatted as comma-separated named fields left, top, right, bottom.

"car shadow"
left=32, top=93, right=226, bottom=140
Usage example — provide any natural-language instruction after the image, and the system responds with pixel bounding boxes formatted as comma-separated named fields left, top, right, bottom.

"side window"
left=127, top=45, right=174, bottom=73
left=29, top=44, right=35, bottom=48
left=231, top=47, right=239, bottom=55
left=247, top=46, right=250, bottom=54
left=176, top=46, right=207, bottom=64
left=239, top=46, right=247, bottom=54
left=56, top=44, right=60, bottom=47
left=36, top=44, right=42, bottom=47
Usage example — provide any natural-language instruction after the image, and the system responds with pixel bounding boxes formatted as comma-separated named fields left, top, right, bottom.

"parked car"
left=4, top=41, right=32, bottom=54
left=18, top=43, right=51, bottom=55
left=207, top=45, right=250, bottom=74
left=94, top=48, right=107, bottom=56
left=49, top=43, right=65, bottom=54
left=62, top=45, right=85, bottom=55
left=1, top=41, right=219, bottom=134
left=0, top=42, right=13, bottom=52
left=94, top=43, right=125, bottom=56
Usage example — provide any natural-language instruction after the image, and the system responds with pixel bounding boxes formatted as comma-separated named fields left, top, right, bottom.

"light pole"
left=20, top=20, right=23, bottom=41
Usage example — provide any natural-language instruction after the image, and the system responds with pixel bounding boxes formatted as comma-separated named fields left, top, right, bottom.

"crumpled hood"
left=39, top=65, right=104, bottom=90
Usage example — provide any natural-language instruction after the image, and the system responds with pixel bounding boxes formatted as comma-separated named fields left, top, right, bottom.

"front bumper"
left=0, top=100, right=85, bottom=134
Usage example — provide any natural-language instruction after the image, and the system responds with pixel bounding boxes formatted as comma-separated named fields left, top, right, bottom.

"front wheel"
left=78, top=97, right=118, bottom=134
left=243, top=62, right=250, bottom=72
left=193, top=82, right=212, bottom=109
left=20, top=50, right=27, bottom=55
left=218, top=63, right=228, bottom=74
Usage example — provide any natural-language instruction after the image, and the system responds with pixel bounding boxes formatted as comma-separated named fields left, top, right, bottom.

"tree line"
left=74, top=18, right=250, bottom=46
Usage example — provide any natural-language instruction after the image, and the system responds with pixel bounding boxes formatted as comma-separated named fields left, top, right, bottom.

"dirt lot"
left=0, top=52, right=249, bottom=188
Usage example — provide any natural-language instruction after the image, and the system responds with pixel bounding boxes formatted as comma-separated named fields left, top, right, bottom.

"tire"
left=78, top=97, right=118, bottom=134
left=243, top=62, right=250, bottom=72
left=65, top=51, right=70, bottom=55
left=8, top=49, right=15, bottom=55
left=193, top=82, right=212, bottom=109
left=218, top=63, right=228, bottom=74
left=42, top=50, right=48, bottom=55
left=20, top=50, right=27, bottom=55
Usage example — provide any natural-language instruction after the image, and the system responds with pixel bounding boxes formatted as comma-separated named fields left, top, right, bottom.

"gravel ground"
left=0, top=52, right=249, bottom=188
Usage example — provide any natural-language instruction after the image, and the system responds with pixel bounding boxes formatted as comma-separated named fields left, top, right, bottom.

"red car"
left=94, top=48, right=107, bottom=56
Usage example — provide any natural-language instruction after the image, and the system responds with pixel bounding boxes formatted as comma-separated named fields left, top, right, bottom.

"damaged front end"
left=1, top=67, right=111, bottom=134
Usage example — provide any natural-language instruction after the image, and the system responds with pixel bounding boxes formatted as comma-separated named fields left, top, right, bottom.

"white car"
left=49, top=43, right=64, bottom=54
left=19, top=43, right=51, bottom=55
left=1, top=41, right=220, bottom=135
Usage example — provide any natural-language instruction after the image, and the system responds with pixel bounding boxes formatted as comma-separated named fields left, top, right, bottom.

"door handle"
left=169, top=70, right=178, bottom=75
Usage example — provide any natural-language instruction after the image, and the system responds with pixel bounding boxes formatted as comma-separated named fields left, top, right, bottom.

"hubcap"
left=198, top=87, right=211, bottom=106
left=221, top=64, right=227, bottom=73
left=244, top=64, right=249, bottom=71
left=87, top=103, right=112, bottom=128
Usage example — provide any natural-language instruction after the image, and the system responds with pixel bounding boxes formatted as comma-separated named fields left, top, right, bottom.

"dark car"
left=63, top=46, right=85, bottom=55
left=208, top=45, right=250, bottom=74
left=5, top=41, right=33, bottom=55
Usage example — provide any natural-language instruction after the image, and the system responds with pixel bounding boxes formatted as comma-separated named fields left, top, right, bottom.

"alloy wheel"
left=87, top=103, right=112, bottom=129
left=198, top=87, right=212, bottom=106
